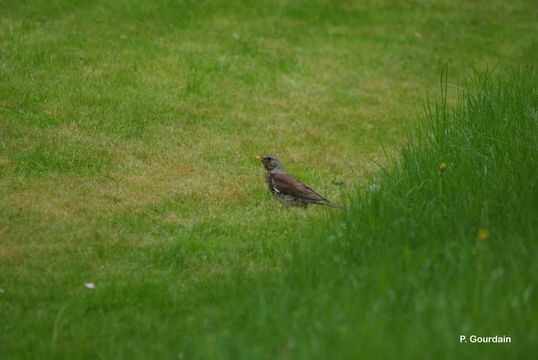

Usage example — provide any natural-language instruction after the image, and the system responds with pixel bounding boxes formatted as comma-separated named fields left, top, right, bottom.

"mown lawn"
left=1, top=0, right=537, bottom=358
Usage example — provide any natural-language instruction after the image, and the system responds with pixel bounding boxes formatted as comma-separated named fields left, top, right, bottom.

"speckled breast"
left=266, top=173, right=307, bottom=208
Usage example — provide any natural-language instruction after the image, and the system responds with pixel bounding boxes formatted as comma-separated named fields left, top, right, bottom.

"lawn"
left=1, top=0, right=537, bottom=358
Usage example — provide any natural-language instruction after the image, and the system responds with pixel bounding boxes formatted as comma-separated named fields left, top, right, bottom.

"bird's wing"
left=271, top=171, right=327, bottom=202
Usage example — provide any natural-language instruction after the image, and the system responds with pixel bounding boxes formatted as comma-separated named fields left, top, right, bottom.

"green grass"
left=206, top=69, right=537, bottom=359
left=1, top=0, right=538, bottom=358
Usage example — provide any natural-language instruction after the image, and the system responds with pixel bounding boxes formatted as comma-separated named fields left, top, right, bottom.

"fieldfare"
left=255, top=155, right=341, bottom=208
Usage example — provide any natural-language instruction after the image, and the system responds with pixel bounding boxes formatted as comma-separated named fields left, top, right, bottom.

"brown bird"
left=255, top=155, right=341, bottom=208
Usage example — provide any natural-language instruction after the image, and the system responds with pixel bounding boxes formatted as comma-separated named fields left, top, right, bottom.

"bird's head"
left=255, top=155, right=283, bottom=171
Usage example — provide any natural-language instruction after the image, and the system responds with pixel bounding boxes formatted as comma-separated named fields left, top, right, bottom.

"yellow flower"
left=439, top=162, right=447, bottom=176
left=478, top=228, right=489, bottom=241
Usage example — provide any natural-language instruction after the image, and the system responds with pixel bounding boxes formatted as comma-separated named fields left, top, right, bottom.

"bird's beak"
left=255, top=155, right=263, bottom=162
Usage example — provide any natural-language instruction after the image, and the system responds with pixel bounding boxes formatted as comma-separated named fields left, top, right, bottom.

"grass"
left=214, top=69, right=537, bottom=359
left=1, top=0, right=537, bottom=358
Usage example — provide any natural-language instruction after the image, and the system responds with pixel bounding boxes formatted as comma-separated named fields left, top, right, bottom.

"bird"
left=255, top=155, right=341, bottom=208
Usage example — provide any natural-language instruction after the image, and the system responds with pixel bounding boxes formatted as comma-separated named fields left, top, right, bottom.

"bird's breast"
left=267, top=173, right=281, bottom=196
